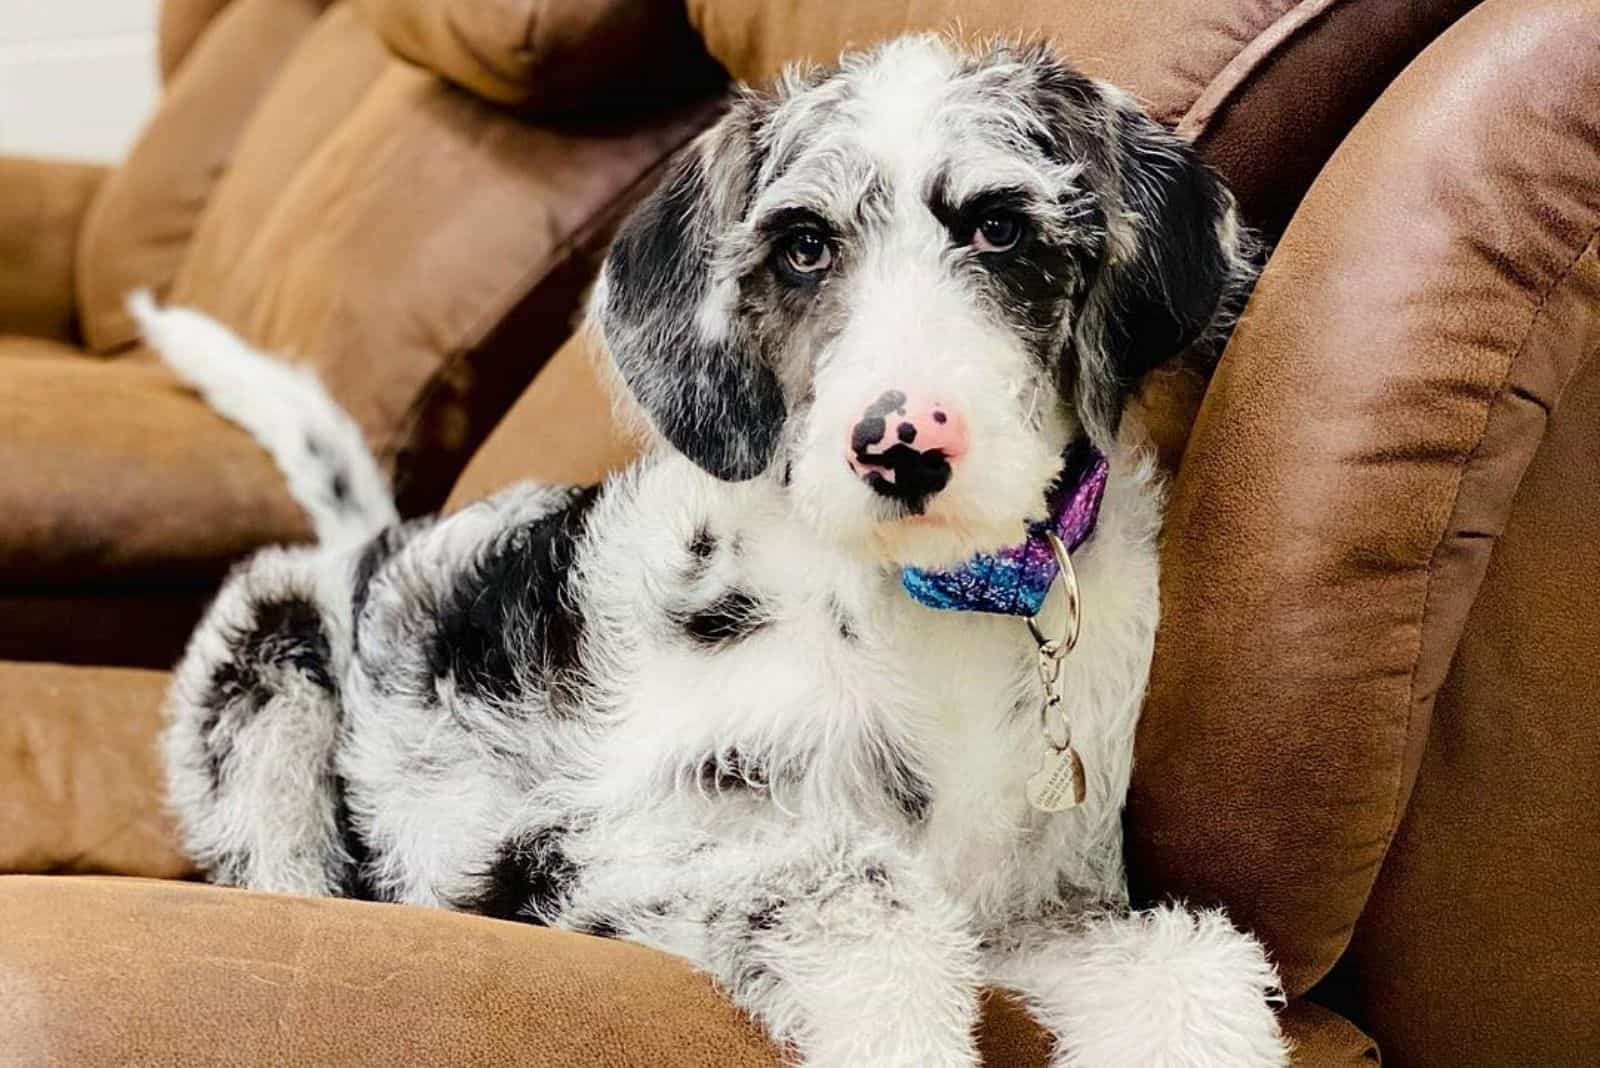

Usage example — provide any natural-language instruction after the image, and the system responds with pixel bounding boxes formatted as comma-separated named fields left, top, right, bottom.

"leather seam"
left=1178, top=0, right=1349, bottom=142
left=1386, top=225, right=1600, bottom=859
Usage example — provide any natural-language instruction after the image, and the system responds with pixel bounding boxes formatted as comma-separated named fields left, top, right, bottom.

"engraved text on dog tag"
left=1027, top=743, right=1086, bottom=812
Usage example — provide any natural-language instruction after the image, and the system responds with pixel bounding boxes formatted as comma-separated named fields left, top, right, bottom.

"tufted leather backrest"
left=75, top=0, right=721, bottom=513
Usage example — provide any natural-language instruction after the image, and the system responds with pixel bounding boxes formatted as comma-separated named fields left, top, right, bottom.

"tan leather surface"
left=444, top=329, right=641, bottom=509
left=1346, top=299, right=1600, bottom=1060
left=1129, top=0, right=1600, bottom=1000
left=0, top=157, right=107, bottom=344
left=686, top=0, right=1479, bottom=238
left=0, top=875, right=1369, bottom=1065
left=76, top=0, right=331, bottom=354
left=359, top=0, right=724, bottom=112
left=0, top=666, right=192, bottom=880
left=156, top=0, right=239, bottom=80
left=0, top=348, right=310, bottom=587
left=167, top=5, right=717, bottom=511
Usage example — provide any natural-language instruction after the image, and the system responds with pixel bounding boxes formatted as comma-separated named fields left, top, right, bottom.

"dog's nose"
left=847, top=389, right=969, bottom=513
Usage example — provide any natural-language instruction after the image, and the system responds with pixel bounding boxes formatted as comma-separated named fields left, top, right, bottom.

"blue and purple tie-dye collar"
left=901, top=441, right=1109, bottom=617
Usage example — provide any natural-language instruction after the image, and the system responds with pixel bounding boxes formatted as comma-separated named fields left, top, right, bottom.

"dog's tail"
left=129, top=291, right=398, bottom=547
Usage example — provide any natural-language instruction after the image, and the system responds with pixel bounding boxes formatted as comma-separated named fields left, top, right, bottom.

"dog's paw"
left=1048, top=905, right=1289, bottom=1068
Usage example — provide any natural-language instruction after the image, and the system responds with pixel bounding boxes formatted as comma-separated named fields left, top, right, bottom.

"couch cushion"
left=0, top=876, right=1375, bottom=1065
left=1128, top=0, right=1600, bottom=1001
left=444, top=329, right=640, bottom=509
left=0, top=347, right=309, bottom=588
left=686, top=0, right=1481, bottom=239
left=156, top=0, right=240, bottom=79
left=0, top=663, right=191, bottom=879
left=358, top=0, right=725, bottom=112
left=76, top=0, right=334, bottom=354
left=166, top=9, right=718, bottom=513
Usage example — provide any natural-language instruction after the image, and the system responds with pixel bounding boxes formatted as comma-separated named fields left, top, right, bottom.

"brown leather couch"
left=0, top=0, right=720, bottom=669
left=4, top=0, right=1597, bottom=1065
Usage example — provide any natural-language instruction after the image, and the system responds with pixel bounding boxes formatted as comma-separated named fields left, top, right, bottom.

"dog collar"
left=901, top=440, right=1108, bottom=618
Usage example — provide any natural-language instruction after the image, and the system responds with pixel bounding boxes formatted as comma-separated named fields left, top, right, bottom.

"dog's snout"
left=847, top=389, right=968, bottom=513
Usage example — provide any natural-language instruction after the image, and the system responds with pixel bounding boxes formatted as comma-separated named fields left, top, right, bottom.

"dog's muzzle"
left=847, top=388, right=968, bottom=514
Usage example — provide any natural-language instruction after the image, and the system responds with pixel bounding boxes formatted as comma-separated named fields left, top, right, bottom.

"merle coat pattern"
left=144, top=36, right=1286, bottom=1068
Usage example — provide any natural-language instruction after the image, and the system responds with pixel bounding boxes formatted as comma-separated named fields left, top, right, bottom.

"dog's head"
left=592, top=35, right=1253, bottom=567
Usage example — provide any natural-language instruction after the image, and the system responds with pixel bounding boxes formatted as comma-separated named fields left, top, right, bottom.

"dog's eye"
left=782, top=229, right=834, bottom=275
left=972, top=213, right=1025, bottom=253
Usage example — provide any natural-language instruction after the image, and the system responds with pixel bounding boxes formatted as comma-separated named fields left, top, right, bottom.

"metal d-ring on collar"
left=1026, top=532, right=1080, bottom=752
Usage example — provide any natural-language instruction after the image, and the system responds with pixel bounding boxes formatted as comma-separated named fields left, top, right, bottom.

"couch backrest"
left=76, top=0, right=722, bottom=513
left=1129, top=1, right=1600, bottom=1059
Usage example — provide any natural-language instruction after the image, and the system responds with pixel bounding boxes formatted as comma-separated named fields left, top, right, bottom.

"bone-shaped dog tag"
left=1027, top=743, right=1086, bottom=812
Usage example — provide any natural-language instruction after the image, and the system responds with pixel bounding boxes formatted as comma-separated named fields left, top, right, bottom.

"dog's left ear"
left=1066, top=87, right=1255, bottom=448
left=591, top=96, right=785, bottom=482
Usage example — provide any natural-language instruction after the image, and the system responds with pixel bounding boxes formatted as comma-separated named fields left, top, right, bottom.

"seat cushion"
left=0, top=662, right=191, bottom=879
left=0, top=876, right=1372, bottom=1065
left=0, top=346, right=310, bottom=589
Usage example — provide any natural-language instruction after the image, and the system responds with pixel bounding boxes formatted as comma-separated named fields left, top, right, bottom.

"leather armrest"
left=1127, top=0, right=1600, bottom=999
left=0, top=348, right=310, bottom=588
left=0, top=156, right=108, bottom=342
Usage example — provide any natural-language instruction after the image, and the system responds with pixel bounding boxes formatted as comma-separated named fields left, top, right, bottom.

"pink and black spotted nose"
left=847, top=389, right=969, bottom=513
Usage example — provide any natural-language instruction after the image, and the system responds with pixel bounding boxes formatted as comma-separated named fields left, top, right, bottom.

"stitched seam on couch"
left=1387, top=226, right=1600, bottom=859
left=1177, top=0, right=1349, bottom=142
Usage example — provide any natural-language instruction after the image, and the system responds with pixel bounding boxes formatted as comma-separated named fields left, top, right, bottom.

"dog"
left=139, top=35, right=1286, bottom=1067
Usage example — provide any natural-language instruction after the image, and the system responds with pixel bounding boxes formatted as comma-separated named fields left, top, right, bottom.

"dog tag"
left=1027, top=743, right=1087, bottom=812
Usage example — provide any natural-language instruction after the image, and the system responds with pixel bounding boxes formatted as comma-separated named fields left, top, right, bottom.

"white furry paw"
left=1046, top=905, right=1289, bottom=1068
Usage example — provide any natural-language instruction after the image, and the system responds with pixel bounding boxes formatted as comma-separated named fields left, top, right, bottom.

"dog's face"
left=594, top=36, right=1251, bottom=567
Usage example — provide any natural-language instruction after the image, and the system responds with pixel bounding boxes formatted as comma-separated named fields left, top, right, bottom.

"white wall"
left=0, top=1, right=161, bottom=162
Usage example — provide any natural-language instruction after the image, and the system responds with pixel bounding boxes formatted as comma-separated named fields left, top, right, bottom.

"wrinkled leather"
left=0, top=876, right=1374, bottom=1066
left=0, top=348, right=311, bottom=588
left=0, top=665, right=191, bottom=879
left=76, top=0, right=333, bottom=354
left=163, top=2, right=718, bottom=512
left=359, top=0, right=725, bottom=112
left=685, top=0, right=1481, bottom=239
left=0, top=157, right=107, bottom=343
left=1129, top=0, right=1600, bottom=1017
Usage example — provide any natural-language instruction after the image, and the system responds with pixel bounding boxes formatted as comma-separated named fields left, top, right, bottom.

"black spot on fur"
left=427, top=486, right=599, bottom=710
left=689, top=524, right=718, bottom=561
left=698, top=749, right=770, bottom=793
left=459, top=827, right=578, bottom=924
left=896, top=421, right=917, bottom=444
left=680, top=589, right=769, bottom=647
left=747, top=899, right=784, bottom=931
left=830, top=598, right=856, bottom=642
left=578, top=916, right=621, bottom=940
left=201, top=594, right=335, bottom=791
left=305, top=434, right=356, bottom=514
left=331, top=775, right=379, bottom=900
left=875, top=743, right=934, bottom=824
left=350, top=523, right=416, bottom=650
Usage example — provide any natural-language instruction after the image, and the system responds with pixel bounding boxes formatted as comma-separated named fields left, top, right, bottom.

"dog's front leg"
left=986, top=905, right=1289, bottom=1068
left=695, top=837, right=983, bottom=1068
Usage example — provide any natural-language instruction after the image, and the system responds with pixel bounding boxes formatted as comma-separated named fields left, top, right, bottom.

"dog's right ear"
left=593, top=98, right=785, bottom=482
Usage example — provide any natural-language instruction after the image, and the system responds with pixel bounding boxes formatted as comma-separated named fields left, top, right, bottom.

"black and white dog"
left=138, top=36, right=1285, bottom=1067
